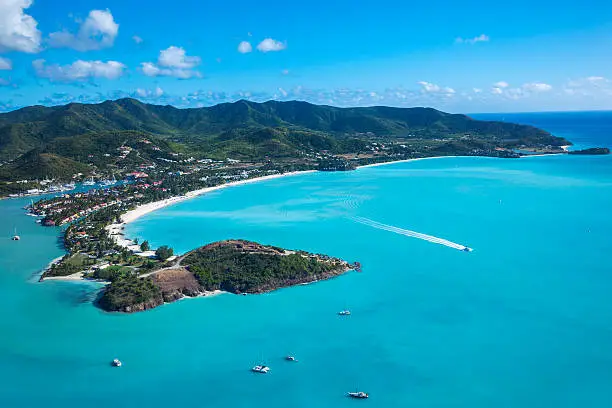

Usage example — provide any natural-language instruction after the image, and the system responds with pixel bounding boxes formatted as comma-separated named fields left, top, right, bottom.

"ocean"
left=0, top=111, right=611, bottom=407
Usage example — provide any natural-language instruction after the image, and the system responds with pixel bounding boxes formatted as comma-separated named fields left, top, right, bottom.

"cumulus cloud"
left=455, top=34, right=489, bottom=44
left=257, top=38, right=286, bottom=52
left=33, top=59, right=126, bottom=82
left=0, top=0, right=41, bottom=53
left=140, top=46, right=201, bottom=79
left=48, top=9, right=119, bottom=51
left=132, top=35, right=143, bottom=44
left=472, top=88, right=482, bottom=93
left=522, top=82, right=552, bottom=92
left=491, top=87, right=503, bottom=95
left=0, top=57, right=12, bottom=70
left=238, top=41, right=252, bottom=53
left=494, top=81, right=509, bottom=88
left=135, top=87, right=164, bottom=98
left=417, top=81, right=455, bottom=95
left=563, top=76, right=610, bottom=96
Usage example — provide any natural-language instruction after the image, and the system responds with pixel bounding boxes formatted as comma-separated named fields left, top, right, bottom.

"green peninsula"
left=97, top=240, right=356, bottom=313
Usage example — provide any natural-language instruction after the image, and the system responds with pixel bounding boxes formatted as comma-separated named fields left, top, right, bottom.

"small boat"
left=251, top=365, right=270, bottom=374
left=462, top=247, right=473, bottom=252
left=83, top=177, right=95, bottom=186
left=112, top=358, right=122, bottom=367
left=11, top=228, right=20, bottom=241
left=338, top=310, right=351, bottom=316
left=347, top=391, right=369, bottom=399
left=285, top=356, right=297, bottom=362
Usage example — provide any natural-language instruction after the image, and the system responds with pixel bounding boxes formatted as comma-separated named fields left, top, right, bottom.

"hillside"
left=0, top=98, right=569, bottom=164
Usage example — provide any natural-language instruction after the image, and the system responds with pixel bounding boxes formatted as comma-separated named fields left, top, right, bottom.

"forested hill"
left=0, top=98, right=568, bottom=162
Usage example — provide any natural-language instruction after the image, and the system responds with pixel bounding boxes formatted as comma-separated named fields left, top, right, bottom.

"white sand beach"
left=106, top=170, right=315, bottom=248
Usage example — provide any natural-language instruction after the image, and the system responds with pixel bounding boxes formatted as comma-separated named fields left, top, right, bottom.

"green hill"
left=0, top=98, right=568, bottom=161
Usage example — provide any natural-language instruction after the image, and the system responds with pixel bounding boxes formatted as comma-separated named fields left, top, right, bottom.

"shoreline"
left=108, top=153, right=567, bottom=248
left=106, top=170, right=316, bottom=248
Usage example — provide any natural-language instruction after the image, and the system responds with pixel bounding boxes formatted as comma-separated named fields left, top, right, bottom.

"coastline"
left=108, top=153, right=566, bottom=248
left=106, top=170, right=316, bottom=248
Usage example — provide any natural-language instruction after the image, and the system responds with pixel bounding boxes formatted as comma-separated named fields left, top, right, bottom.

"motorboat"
left=251, top=365, right=270, bottom=373
left=83, top=177, right=95, bottom=186
left=338, top=310, right=351, bottom=316
left=11, top=228, right=20, bottom=241
left=285, top=356, right=297, bottom=362
left=462, top=247, right=473, bottom=252
left=347, top=392, right=369, bottom=399
left=112, top=358, right=122, bottom=367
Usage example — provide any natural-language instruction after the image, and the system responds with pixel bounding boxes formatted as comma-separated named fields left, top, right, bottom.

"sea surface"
left=1, top=111, right=611, bottom=407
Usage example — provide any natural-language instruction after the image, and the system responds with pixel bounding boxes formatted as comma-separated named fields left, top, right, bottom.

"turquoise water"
left=1, top=113, right=612, bottom=407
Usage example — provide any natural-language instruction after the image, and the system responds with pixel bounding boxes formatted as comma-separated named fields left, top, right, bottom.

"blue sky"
left=0, top=0, right=611, bottom=113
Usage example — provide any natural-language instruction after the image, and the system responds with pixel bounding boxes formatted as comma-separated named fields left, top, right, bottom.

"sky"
left=0, top=0, right=611, bottom=113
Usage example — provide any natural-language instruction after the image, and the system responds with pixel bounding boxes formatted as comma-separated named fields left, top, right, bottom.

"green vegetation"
left=1, top=98, right=570, bottom=169
left=155, top=245, right=173, bottom=260
left=140, top=240, right=150, bottom=252
left=182, top=240, right=349, bottom=293
left=568, top=147, right=610, bottom=155
left=97, top=274, right=162, bottom=312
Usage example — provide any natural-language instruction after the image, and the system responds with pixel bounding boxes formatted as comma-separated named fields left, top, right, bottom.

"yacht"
left=347, top=392, right=369, bottom=399
left=112, top=358, right=122, bottom=367
left=83, top=177, right=95, bottom=186
left=251, top=365, right=270, bottom=374
left=285, top=356, right=297, bottom=362
left=11, top=228, right=20, bottom=241
left=338, top=310, right=351, bottom=316
left=63, top=182, right=76, bottom=190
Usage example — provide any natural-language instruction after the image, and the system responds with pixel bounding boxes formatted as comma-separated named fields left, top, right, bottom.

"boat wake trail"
left=351, top=216, right=472, bottom=252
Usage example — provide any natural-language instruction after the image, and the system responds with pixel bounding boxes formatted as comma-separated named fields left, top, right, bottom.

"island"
left=95, top=240, right=357, bottom=313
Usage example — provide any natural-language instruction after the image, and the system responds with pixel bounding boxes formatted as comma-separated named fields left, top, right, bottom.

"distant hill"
left=0, top=98, right=570, bottom=181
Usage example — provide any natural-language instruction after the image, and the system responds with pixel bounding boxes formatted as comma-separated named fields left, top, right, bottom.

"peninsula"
left=96, top=240, right=356, bottom=313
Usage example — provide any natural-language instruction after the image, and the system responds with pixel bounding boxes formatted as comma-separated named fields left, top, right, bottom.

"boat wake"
left=351, top=216, right=472, bottom=252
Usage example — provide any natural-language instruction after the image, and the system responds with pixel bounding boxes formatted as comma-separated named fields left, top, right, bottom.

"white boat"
left=251, top=365, right=270, bottom=373
left=83, top=177, right=95, bottom=186
left=347, top=391, right=369, bottom=399
left=112, top=358, right=122, bottom=367
left=285, top=355, right=297, bottom=362
left=11, top=227, right=20, bottom=241
left=63, top=183, right=76, bottom=190
left=338, top=310, right=351, bottom=316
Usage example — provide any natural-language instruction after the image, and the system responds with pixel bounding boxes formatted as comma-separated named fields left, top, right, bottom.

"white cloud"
left=33, top=59, right=126, bottom=82
left=132, top=35, right=143, bottom=44
left=418, top=81, right=440, bottom=92
left=0, top=0, right=41, bottom=53
left=455, top=34, right=489, bottom=44
left=472, top=88, right=482, bottom=93
left=563, top=76, right=610, bottom=96
left=491, top=87, right=503, bottom=94
left=136, top=87, right=164, bottom=98
left=158, top=46, right=200, bottom=69
left=257, top=38, right=286, bottom=52
left=522, top=82, right=552, bottom=92
left=48, top=9, right=119, bottom=51
left=141, top=46, right=201, bottom=79
left=0, top=57, right=12, bottom=70
left=494, top=81, right=509, bottom=88
left=418, top=81, right=455, bottom=95
left=238, top=41, right=252, bottom=53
